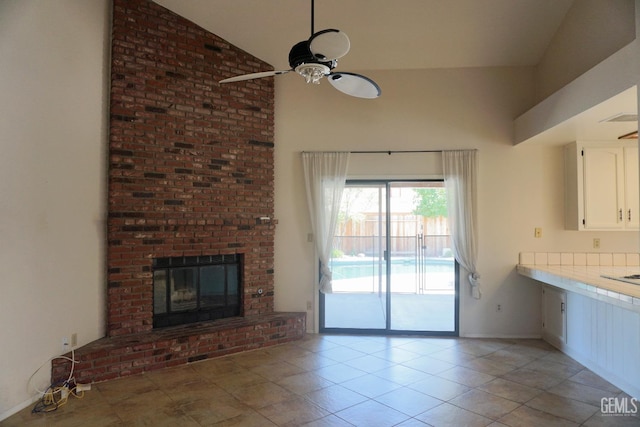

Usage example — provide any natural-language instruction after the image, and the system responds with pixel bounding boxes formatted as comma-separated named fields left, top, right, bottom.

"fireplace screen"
left=153, top=254, right=241, bottom=328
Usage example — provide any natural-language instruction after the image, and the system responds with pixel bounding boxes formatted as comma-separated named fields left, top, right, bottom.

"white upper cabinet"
left=564, top=141, right=639, bottom=231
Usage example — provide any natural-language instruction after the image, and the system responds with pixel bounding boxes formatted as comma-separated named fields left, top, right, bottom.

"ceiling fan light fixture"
left=295, top=63, right=330, bottom=84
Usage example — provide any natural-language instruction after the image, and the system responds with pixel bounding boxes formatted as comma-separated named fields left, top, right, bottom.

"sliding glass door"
left=320, top=181, right=458, bottom=335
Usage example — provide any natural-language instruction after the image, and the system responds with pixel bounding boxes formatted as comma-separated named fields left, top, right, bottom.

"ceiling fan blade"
left=328, top=72, right=381, bottom=99
left=309, top=29, right=350, bottom=61
left=220, top=70, right=290, bottom=83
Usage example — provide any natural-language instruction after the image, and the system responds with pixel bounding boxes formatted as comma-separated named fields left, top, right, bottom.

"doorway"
left=320, top=181, right=459, bottom=335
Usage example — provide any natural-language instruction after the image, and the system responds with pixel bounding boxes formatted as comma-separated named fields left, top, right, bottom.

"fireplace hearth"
left=153, top=254, right=242, bottom=328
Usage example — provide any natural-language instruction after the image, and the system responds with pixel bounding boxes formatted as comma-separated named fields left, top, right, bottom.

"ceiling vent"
left=600, top=112, right=638, bottom=123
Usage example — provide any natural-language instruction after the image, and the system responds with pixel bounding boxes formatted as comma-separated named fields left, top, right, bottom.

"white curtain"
left=442, top=150, right=481, bottom=299
left=302, top=152, right=350, bottom=293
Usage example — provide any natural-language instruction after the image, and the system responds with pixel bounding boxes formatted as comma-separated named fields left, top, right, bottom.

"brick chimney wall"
left=107, top=0, right=276, bottom=337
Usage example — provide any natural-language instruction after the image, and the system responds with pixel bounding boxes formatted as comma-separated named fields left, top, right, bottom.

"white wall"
left=534, top=0, right=635, bottom=103
left=273, top=66, right=639, bottom=337
left=0, top=0, right=110, bottom=419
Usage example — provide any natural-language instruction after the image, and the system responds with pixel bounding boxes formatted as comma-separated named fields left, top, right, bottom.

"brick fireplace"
left=52, top=0, right=304, bottom=385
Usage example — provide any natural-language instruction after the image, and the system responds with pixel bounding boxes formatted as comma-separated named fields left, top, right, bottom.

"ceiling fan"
left=219, top=0, right=381, bottom=99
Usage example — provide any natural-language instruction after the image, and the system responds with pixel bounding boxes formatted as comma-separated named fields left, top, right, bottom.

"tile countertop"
left=517, top=263, right=640, bottom=312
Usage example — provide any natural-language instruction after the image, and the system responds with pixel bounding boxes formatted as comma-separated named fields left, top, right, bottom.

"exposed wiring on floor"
left=29, top=348, right=85, bottom=414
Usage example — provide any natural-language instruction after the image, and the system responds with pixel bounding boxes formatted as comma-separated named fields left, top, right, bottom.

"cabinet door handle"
left=560, top=302, right=565, bottom=313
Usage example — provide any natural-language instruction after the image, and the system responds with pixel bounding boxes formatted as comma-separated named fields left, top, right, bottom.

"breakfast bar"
left=517, top=252, right=640, bottom=399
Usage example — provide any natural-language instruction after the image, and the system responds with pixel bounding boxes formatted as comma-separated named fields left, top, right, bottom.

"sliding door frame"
left=319, top=179, right=460, bottom=336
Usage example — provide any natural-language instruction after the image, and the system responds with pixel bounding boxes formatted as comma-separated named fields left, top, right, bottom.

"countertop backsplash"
left=519, top=252, right=640, bottom=267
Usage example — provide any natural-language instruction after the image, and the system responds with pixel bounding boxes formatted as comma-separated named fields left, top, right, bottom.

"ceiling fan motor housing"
left=288, top=40, right=335, bottom=69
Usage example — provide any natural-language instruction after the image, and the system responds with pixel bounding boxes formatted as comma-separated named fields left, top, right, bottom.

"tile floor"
left=2, top=334, right=639, bottom=426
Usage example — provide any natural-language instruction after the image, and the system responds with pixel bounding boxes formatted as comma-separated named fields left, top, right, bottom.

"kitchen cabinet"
left=564, top=141, right=639, bottom=230
left=542, top=285, right=566, bottom=348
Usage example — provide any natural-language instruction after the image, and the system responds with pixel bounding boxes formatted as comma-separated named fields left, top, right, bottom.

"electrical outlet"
left=496, top=304, right=502, bottom=312
left=306, top=301, right=312, bottom=310
left=534, top=227, right=542, bottom=238
left=71, top=333, right=77, bottom=347
left=593, top=238, right=601, bottom=249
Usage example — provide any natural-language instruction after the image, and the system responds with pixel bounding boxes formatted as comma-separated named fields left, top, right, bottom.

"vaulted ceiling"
left=153, top=0, right=575, bottom=72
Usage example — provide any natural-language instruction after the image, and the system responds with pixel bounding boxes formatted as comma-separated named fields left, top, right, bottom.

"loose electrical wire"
left=29, top=347, right=84, bottom=414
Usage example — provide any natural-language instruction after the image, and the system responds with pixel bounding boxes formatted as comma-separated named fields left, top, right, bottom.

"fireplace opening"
left=153, top=254, right=242, bottom=328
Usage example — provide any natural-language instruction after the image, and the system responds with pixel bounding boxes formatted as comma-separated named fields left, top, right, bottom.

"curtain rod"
left=302, top=149, right=477, bottom=154
left=350, top=150, right=440, bottom=154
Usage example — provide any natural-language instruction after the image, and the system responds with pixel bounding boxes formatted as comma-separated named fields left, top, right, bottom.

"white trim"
left=0, top=395, right=39, bottom=422
left=460, top=333, right=542, bottom=339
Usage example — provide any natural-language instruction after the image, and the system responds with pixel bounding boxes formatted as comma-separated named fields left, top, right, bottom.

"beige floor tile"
left=313, top=363, right=367, bottom=383
left=547, top=379, right=617, bottom=407
left=304, top=384, right=368, bottom=413
left=343, top=339, right=392, bottom=354
left=249, top=360, right=305, bottom=382
left=95, top=375, right=158, bottom=404
left=482, top=348, right=536, bottom=368
left=119, top=408, right=200, bottom=426
left=1, top=336, right=628, bottom=427
left=539, top=351, right=584, bottom=370
left=110, top=389, right=174, bottom=422
left=568, top=370, right=621, bottom=394
left=477, top=378, right=542, bottom=403
left=317, top=346, right=367, bottom=363
left=520, top=359, right=583, bottom=380
left=372, top=364, right=431, bottom=386
left=395, top=418, right=431, bottom=426
left=449, top=389, right=521, bottom=420
left=287, top=353, right=339, bottom=371
left=191, top=356, right=244, bottom=377
left=178, top=393, right=252, bottom=425
left=335, top=399, right=410, bottom=426
left=342, top=354, right=396, bottom=373
left=428, top=347, right=479, bottom=364
left=371, top=347, right=422, bottom=363
left=276, top=371, right=334, bottom=395
left=407, top=375, right=470, bottom=401
left=211, top=370, right=268, bottom=393
left=229, top=381, right=296, bottom=410
left=258, top=396, right=331, bottom=426
left=209, top=410, right=278, bottom=426
left=501, top=368, right=564, bottom=390
left=265, top=343, right=317, bottom=360
left=300, top=414, right=356, bottom=427
left=459, top=357, right=517, bottom=377
left=340, top=374, right=402, bottom=398
left=415, top=402, right=493, bottom=427
left=228, top=349, right=276, bottom=369
left=526, top=391, right=600, bottom=424
left=374, top=386, right=442, bottom=416
left=455, top=339, right=511, bottom=357
left=498, top=405, right=579, bottom=427
left=164, top=377, right=226, bottom=402
left=437, top=366, right=496, bottom=388
left=401, top=355, right=456, bottom=375
left=397, top=340, right=448, bottom=355
left=145, top=364, right=201, bottom=388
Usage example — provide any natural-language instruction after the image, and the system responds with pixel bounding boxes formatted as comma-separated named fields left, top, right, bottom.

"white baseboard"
left=460, top=333, right=542, bottom=339
left=0, top=395, right=39, bottom=422
left=546, top=339, right=640, bottom=400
